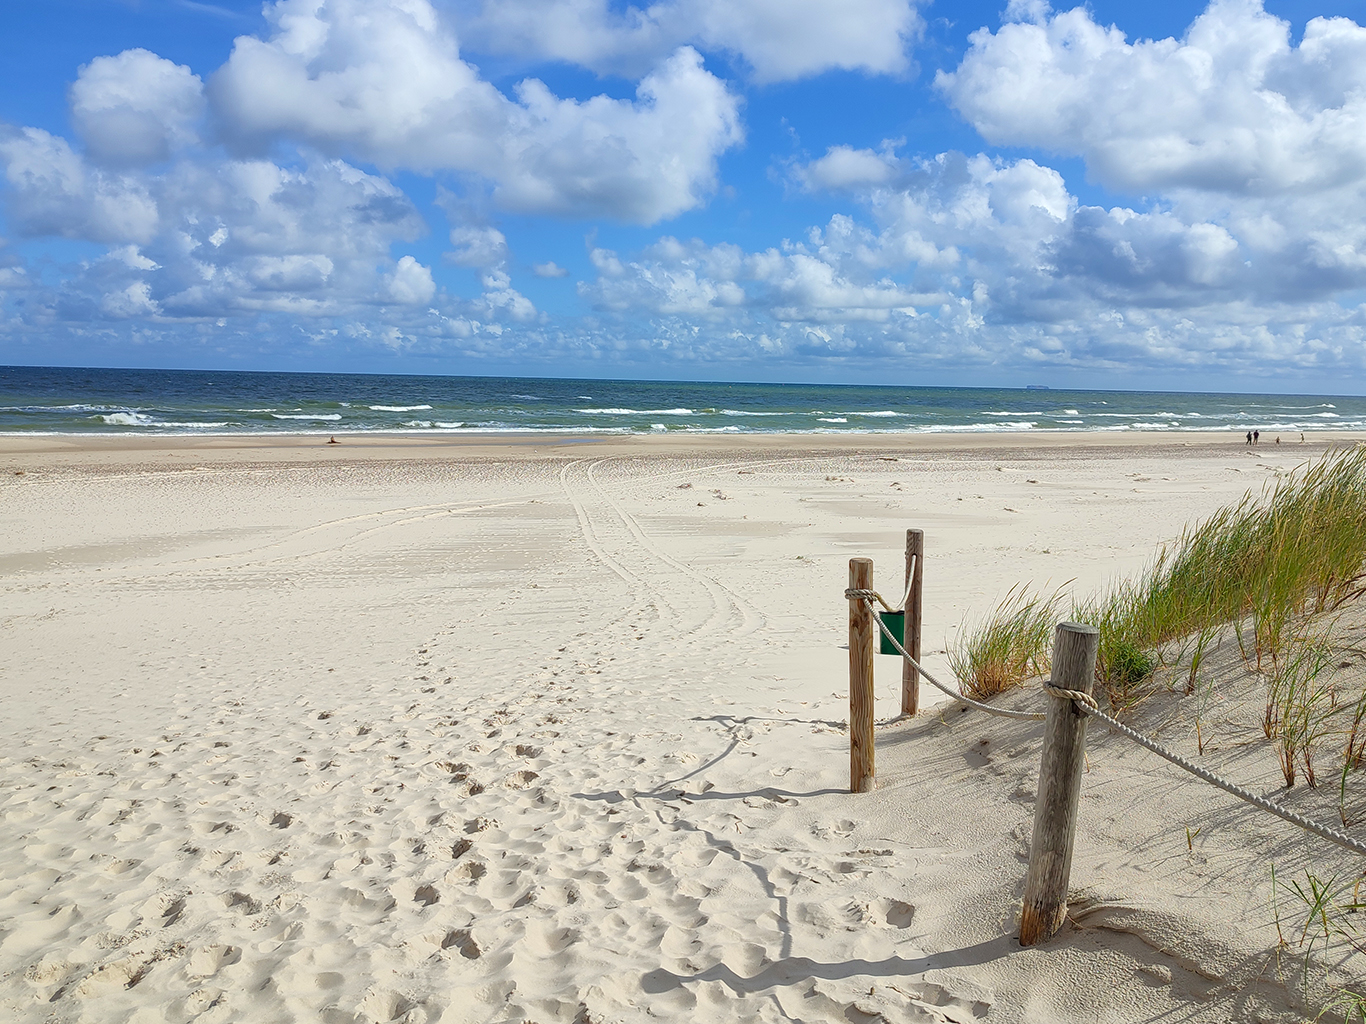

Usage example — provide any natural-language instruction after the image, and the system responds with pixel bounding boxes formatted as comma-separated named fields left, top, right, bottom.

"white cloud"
left=457, top=0, right=919, bottom=82
left=388, top=255, right=437, bottom=304
left=209, top=0, right=742, bottom=223
left=447, top=226, right=509, bottom=268
left=100, top=280, right=161, bottom=318
left=477, top=268, right=537, bottom=321
left=8, top=0, right=1366, bottom=380
left=245, top=254, right=335, bottom=292
left=0, top=127, right=436, bottom=320
left=797, top=144, right=900, bottom=191
left=70, top=49, right=205, bottom=167
left=576, top=146, right=1366, bottom=376
left=0, top=127, right=159, bottom=243
left=938, top=0, right=1366, bottom=196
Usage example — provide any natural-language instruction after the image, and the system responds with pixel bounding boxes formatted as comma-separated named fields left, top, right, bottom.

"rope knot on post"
left=844, top=588, right=877, bottom=601
left=1041, top=681, right=1099, bottom=711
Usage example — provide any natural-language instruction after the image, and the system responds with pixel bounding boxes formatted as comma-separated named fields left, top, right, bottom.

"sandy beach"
left=3, top=431, right=1365, bottom=1023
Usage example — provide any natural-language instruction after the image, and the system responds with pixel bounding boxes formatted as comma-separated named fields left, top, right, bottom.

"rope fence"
left=843, top=539, right=1366, bottom=946
left=847, top=588, right=1045, bottom=723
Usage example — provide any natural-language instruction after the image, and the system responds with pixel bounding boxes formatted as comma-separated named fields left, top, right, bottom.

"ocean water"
left=2, top=365, right=1363, bottom=436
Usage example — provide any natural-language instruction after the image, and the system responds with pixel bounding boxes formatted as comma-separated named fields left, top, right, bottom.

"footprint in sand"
left=186, top=944, right=240, bottom=977
left=356, top=988, right=413, bottom=1022
left=222, top=891, right=262, bottom=915
left=445, top=859, right=486, bottom=883
left=442, top=929, right=481, bottom=959
left=868, top=898, right=915, bottom=928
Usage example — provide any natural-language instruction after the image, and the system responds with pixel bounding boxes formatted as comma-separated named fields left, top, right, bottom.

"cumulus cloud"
left=387, top=256, right=437, bottom=304
left=938, top=0, right=1366, bottom=196
left=8, top=0, right=1366, bottom=379
left=796, top=144, right=900, bottom=191
left=457, top=0, right=920, bottom=82
left=0, top=127, right=160, bottom=243
left=0, top=124, right=432, bottom=320
left=477, top=268, right=538, bottom=321
left=70, top=49, right=205, bottom=166
left=209, top=0, right=742, bottom=223
left=582, top=143, right=1366, bottom=367
left=447, top=226, right=509, bottom=268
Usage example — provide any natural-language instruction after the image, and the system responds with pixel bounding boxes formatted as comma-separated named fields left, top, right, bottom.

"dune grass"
left=949, top=446, right=1366, bottom=712
left=946, top=584, right=1063, bottom=701
left=948, top=447, right=1366, bottom=1022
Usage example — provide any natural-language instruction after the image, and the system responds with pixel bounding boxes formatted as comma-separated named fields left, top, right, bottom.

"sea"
left=2, top=365, right=1363, bottom=437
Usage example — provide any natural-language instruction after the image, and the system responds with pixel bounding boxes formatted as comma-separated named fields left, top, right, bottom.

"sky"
left=4, top=0, right=1366, bottom=391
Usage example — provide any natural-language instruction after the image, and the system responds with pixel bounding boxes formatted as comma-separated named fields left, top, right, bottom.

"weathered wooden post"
left=901, top=529, right=924, bottom=716
left=848, top=557, right=875, bottom=793
left=1019, top=621, right=1100, bottom=945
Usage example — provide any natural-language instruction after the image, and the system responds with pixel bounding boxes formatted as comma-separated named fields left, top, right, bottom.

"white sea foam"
left=370, top=404, right=432, bottom=412
left=100, top=411, right=154, bottom=426
left=575, top=408, right=693, bottom=415
left=854, top=410, right=901, bottom=417
left=918, top=421, right=1037, bottom=432
left=6, top=403, right=128, bottom=413
left=272, top=413, right=342, bottom=421
left=818, top=417, right=848, bottom=423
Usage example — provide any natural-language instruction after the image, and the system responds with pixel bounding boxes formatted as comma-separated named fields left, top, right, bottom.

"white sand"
left=2, top=432, right=1363, bottom=1023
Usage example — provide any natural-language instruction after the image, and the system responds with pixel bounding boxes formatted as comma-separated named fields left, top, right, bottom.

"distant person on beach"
left=1246, top=431, right=1252, bottom=445
left=1254, top=430, right=1260, bottom=444
left=327, top=436, right=339, bottom=444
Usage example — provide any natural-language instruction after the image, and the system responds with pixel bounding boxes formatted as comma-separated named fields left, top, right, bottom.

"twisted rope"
left=1075, top=700, right=1366, bottom=857
left=1042, top=682, right=1098, bottom=710
left=849, top=587, right=1366, bottom=855
left=844, top=588, right=897, bottom=613
left=847, top=593, right=1045, bottom=722
left=841, top=589, right=1366, bottom=851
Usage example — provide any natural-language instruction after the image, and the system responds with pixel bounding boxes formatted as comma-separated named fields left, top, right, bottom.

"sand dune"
left=2, top=434, right=1362, bottom=1022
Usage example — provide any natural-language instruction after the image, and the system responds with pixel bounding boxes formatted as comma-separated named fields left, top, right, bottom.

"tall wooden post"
left=848, top=558, right=875, bottom=793
left=901, top=529, right=924, bottom=716
left=1019, top=622, right=1100, bottom=945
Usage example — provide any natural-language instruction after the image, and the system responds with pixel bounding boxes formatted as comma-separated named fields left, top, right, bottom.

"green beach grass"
left=950, top=445, right=1366, bottom=712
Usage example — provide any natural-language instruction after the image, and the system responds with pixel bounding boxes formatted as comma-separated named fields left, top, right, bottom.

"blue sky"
left=3, top=0, right=1366, bottom=391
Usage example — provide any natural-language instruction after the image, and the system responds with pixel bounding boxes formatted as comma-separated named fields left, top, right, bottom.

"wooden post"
left=848, top=558, right=875, bottom=793
left=1019, top=621, right=1100, bottom=946
left=901, top=529, right=924, bottom=716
